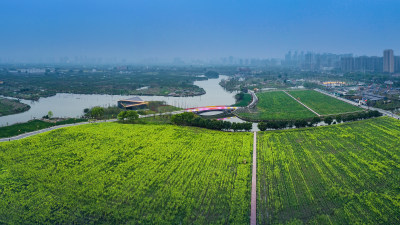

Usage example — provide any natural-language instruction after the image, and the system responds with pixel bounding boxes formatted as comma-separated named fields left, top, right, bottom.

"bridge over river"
left=185, top=106, right=239, bottom=114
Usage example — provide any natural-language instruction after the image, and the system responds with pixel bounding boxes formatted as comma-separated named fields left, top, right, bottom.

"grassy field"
left=0, top=123, right=252, bottom=224
left=234, top=93, right=252, bottom=107
left=238, top=91, right=315, bottom=121
left=288, top=90, right=362, bottom=115
left=257, top=117, right=400, bottom=224
left=0, top=119, right=87, bottom=138
left=0, top=97, right=30, bottom=116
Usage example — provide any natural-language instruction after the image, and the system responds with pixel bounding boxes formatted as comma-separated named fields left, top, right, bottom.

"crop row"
left=0, top=123, right=253, bottom=224
left=257, top=117, right=400, bottom=224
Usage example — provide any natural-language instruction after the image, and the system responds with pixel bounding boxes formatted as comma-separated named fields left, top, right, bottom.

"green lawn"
left=0, top=123, right=252, bottom=224
left=233, top=93, right=252, bottom=107
left=238, top=91, right=315, bottom=121
left=0, top=119, right=87, bottom=138
left=288, top=90, right=362, bottom=115
left=257, top=117, right=400, bottom=224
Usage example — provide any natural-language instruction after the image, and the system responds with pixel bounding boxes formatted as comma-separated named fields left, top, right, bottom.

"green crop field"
left=257, top=117, right=400, bottom=224
left=238, top=91, right=316, bottom=121
left=0, top=123, right=252, bottom=224
left=288, top=90, right=362, bottom=115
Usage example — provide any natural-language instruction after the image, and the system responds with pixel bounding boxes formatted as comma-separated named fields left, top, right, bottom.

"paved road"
left=283, top=90, right=321, bottom=117
left=250, top=131, right=257, bottom=225
left=314, top=89, right=400, bottom=120
left=248, top=90, right=258, bottom=108
left=0, top=119, right=117, bottom=142
left=0, top=110, right=186, bottom=142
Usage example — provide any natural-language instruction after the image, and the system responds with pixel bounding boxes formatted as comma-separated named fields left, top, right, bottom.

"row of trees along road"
left=171, top=112, right=252, bottom=131
left=258, top=110, right=382, bottom=131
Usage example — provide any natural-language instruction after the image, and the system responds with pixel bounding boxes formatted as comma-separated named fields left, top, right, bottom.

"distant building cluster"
left=283, top=51, right=351, bottom=70
left=340, top=56, right=384, bottom=73
left=18, top=68, right=46, bottom=74
left=283, top=49, right=400, bottom=74
left=341, top=49, right=399, bottom=73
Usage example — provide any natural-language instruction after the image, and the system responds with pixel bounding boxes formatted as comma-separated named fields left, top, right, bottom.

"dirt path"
left=283, top=90, right=321, bottom=117
left=250, top=131, right=257, bottom=225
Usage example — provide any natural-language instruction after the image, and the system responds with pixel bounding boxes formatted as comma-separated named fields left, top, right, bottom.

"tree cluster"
left=85, top=106, right=124, bottom=120
left=90, top=107, right=105, bottom=119
left=235, top=92, right=245, bottom=102
left=117, top=111, right=139, bottom=123
left=257, top=110, right=382, bottom=131
left=171, top=112, right=252, bottom=131
left=204, top=71, right=219, bottom=79
left=334, top=110, right=382, bottom=123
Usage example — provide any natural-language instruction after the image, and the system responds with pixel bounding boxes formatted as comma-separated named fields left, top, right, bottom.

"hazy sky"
left=1, top=0, right=399, bottom=61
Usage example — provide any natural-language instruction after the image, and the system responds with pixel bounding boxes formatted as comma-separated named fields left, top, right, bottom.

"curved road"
left=248, top=90, right=258, bottom=108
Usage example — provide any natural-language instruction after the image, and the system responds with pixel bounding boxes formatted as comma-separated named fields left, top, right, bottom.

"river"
left=0, top=75, right=248, bottom=126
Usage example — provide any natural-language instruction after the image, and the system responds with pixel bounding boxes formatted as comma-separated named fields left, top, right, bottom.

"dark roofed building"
left=362, top=93, right=385, bottom=102
left=118, top=97, right=148, bottom=110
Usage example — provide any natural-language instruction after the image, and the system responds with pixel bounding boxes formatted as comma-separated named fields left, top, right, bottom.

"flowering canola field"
left=0, top=123, right=252, bottom=224
left=257, top=117, right=400, bottom=224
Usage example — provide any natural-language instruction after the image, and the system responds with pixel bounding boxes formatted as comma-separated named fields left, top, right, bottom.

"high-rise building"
left=341, top=57, right=354, bottom=72
left=383, top=49, right=394, bottom=73
left=304, top=52, right=315, bottom=70
left=395, top=56, right=400, bottom=73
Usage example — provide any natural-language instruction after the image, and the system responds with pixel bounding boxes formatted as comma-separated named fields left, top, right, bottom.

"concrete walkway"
left=248, top=90, right=258, bottom=109
left=0, top=119, right=117, bottom=142
left=250, top=131, right=257, bottom=225
left=283, top=91, right=321, bottom=117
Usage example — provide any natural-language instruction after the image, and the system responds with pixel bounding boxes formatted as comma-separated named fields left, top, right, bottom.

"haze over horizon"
left=1, top=0, right=399, bottom=63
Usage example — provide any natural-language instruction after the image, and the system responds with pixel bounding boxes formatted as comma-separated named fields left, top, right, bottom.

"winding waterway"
left=0, top=75, right=242, bottom=126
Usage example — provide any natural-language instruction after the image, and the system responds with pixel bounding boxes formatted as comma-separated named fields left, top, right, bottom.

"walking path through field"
left=250, top=131, right=257, bottom=225
left=283, top=91, right=321, bottom=117
left=0, top=110, right=186, bottom=142
left=314, top=89, right=400, bottom=120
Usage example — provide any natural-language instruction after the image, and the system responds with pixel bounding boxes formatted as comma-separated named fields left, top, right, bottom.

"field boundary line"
left=250, top=131, right=257, bottom=225
left=283, top=91, right=321, bottom=117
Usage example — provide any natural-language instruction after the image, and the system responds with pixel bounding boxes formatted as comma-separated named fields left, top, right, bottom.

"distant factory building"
left=118, top=97, right=148, bottom=110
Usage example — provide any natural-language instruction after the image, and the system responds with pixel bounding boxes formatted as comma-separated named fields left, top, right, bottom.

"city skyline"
left=1, top=48, right=399, bottom=67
